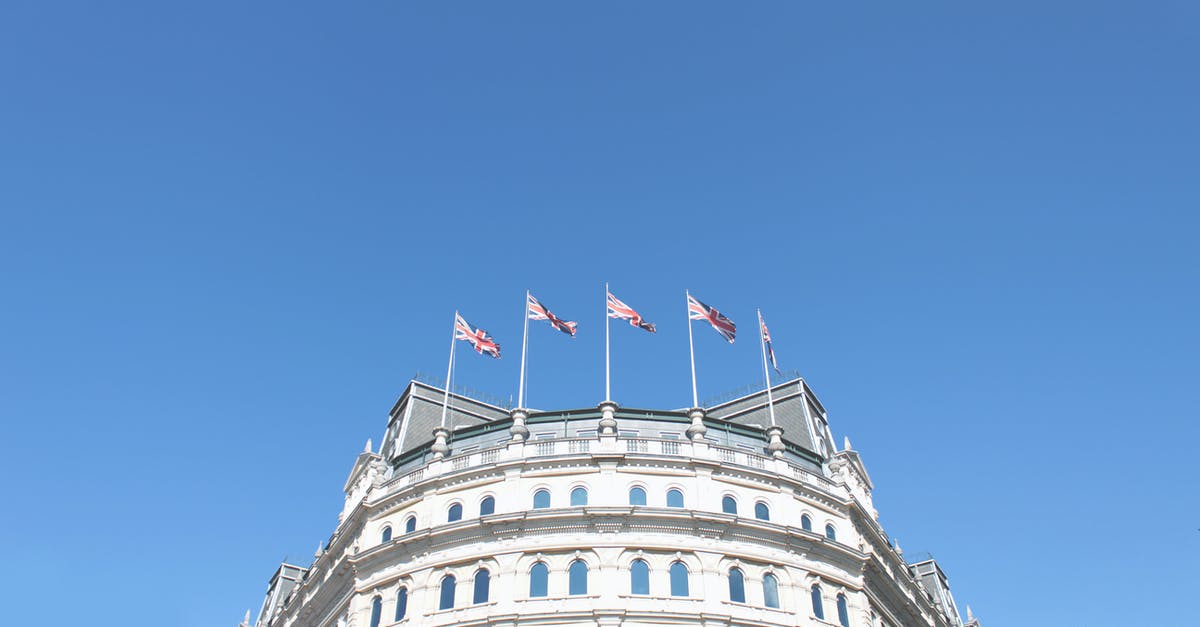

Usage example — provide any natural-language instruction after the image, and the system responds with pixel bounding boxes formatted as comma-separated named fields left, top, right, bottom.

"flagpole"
left=687, top=290, right=698, bottom=408
left=757, top=309, right=777, bottom=427
left=519, top=290, right=530, bottom=409
left=605, top=282, right=611, bottom=402
left=440, top=311, right=458, bottom=428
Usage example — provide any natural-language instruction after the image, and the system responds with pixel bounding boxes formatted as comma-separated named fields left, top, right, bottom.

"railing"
left=389, top=436, right=839, bottom=497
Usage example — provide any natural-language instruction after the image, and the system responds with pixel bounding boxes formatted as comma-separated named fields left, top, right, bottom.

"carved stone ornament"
left=509, top=408, right=531, bottom=441
left=685, top=407, right=708, bottom=441
left=598, top=401, right=619, bottom=435
left=431, top=426, right=451, bottom=459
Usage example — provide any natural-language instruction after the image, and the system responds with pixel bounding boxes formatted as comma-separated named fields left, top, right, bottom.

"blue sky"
left=1, top=2, right=1197, bottom=626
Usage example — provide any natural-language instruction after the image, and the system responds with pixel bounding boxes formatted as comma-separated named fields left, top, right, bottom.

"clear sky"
left=2, top=2, right=1197, bottom=626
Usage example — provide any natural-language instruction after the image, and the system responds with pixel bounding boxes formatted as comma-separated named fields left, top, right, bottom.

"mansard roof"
left=378, top=376, right=836, bottom=464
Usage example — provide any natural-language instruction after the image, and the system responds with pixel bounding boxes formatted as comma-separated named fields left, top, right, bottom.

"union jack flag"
left=528, top=293, right=577, bottom=336
left=454, top=313, right=501, bottom=358
left=607, top=292, right=656, bottom=333
left=759, top=310, right=781, bottom=374
left=687, top=294, right=736, bottom=343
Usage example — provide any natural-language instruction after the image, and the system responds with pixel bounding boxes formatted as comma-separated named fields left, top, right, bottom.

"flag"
left=759, top=311, right=781, bottom=374
left=688, top=294, right=736, bottom=343
left=528, top=293, right=577, bottom=336
left=454, top=313, right=501, bottom=358
left=607, top=292, right=656, bottom=333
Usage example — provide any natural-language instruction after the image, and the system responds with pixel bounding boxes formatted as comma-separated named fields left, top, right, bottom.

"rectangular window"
left=619, top=429, right=640, bottom=438
left=660, top=432, right=681, bottom=439
left=535, top=433, right=555, bottom=440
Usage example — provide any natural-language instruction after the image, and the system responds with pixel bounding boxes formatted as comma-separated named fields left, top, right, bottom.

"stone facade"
left=245, top=378, right=978, bottom=627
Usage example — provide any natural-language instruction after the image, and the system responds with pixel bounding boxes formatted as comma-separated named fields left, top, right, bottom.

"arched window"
left=666, top=488, right=684, bottom=508
left=763, top=573, right=780, bottom=608
left=380, top=526, right=392, bottom=543
left=801, top=514, right=813, bottom=532
left=669, top=561, right=689, bottom=597
left=628, top=486, right=647, bottom=506
left=837, top=593, right=850, bottom=626
left=473, top=568, right=490, bottom=604
left=533, top=489, right=550, bottom=509
left=811, top=584, right=825, bottom=620
left=480, top=496, right=495, bottom=516
left=529, top=562, right=549, bottom=598
left=754, top=502, right=770, bottom=521
left=568, top=559, right=588, bottom=595
left=404, top=515, right=416, bottom=534
left=394, top=588, right=408, bottom=621
left=722, top=495, right=738, bottom=515
left=825, top=523, right=838, bottom=541
left=630, top=559, right=649, bottom=594
left=447, top=503, right=463, bottom=522
left=439, top=575, right=456, bottom=610
left=570, top=487, right=589, bottom=506
left=369, top=596, right=382, bottom=627
left=728, top=567, right=746, bottom=603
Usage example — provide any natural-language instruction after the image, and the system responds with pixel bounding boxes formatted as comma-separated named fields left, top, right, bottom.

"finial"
left=241, top=610, right=251, bottom=627
left=843, top=436, right=852, bottom=450
left=364, top=439, right=372, bottom=453
left=967, top=606, right=975, bottom=620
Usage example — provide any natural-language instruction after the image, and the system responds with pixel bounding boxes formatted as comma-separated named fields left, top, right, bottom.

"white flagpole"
left=605, top=282, right=611, bottom=402
left=757, top=309, right=777, bottom=427
left=440, top=311, right=458, bottom=428
left=518, top=290, right=530, bottom=409
left=687, top=290, right=698, bottom=408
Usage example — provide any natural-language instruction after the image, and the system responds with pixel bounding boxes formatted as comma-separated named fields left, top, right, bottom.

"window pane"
left=448, top=503, right=463, bottom=522
left=667, top=489, right=684, bottom=508
left=630, top=559, right=649, bottom=595
left=801, top=514, right=812, bottom=531
left=811, top=585, right=825, bottom=619
left=629, top=487, right=647, bottom=506
left=533, top=489, right=550, bottom=509
left=825, top=524, right=837, bottom=541
left=473, top=569, right=490, bottom=604
left=763, top=574, right=780, bottom=608
left=381, top=527, right=392, bottom=543
left=480, top=496, right=495, bottom=516
left=439, top=575, right=456, bottom=610
left=669, top=562, right=689, bottom=597
left=837, top=594, right=850, bottom=626
left=529, top=563, right=549, bottom=598
left=722, top=496, right=738, bottom=515
left=369, top=597, right=382, bottom=627
left=571, top=487, right=588, bottom=506
left=728, top=568, right=745, bottom=603
left=405, top=516, right=416, bottom=533
left=395, top=588, right=407, bottom=621
left=569, top=560, right=588, bottom=595
left=754, top=502, right=770, bottom=521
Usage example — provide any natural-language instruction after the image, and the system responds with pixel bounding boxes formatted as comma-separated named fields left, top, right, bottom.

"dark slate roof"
left=706, top=378, right=828, bottom=458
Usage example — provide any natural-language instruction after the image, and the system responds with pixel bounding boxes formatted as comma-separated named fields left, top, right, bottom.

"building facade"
left=245, top=377, right=980, bottom=627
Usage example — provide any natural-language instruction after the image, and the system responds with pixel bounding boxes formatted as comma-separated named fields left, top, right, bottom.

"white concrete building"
left=244, top=376, right=980, bottom=627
